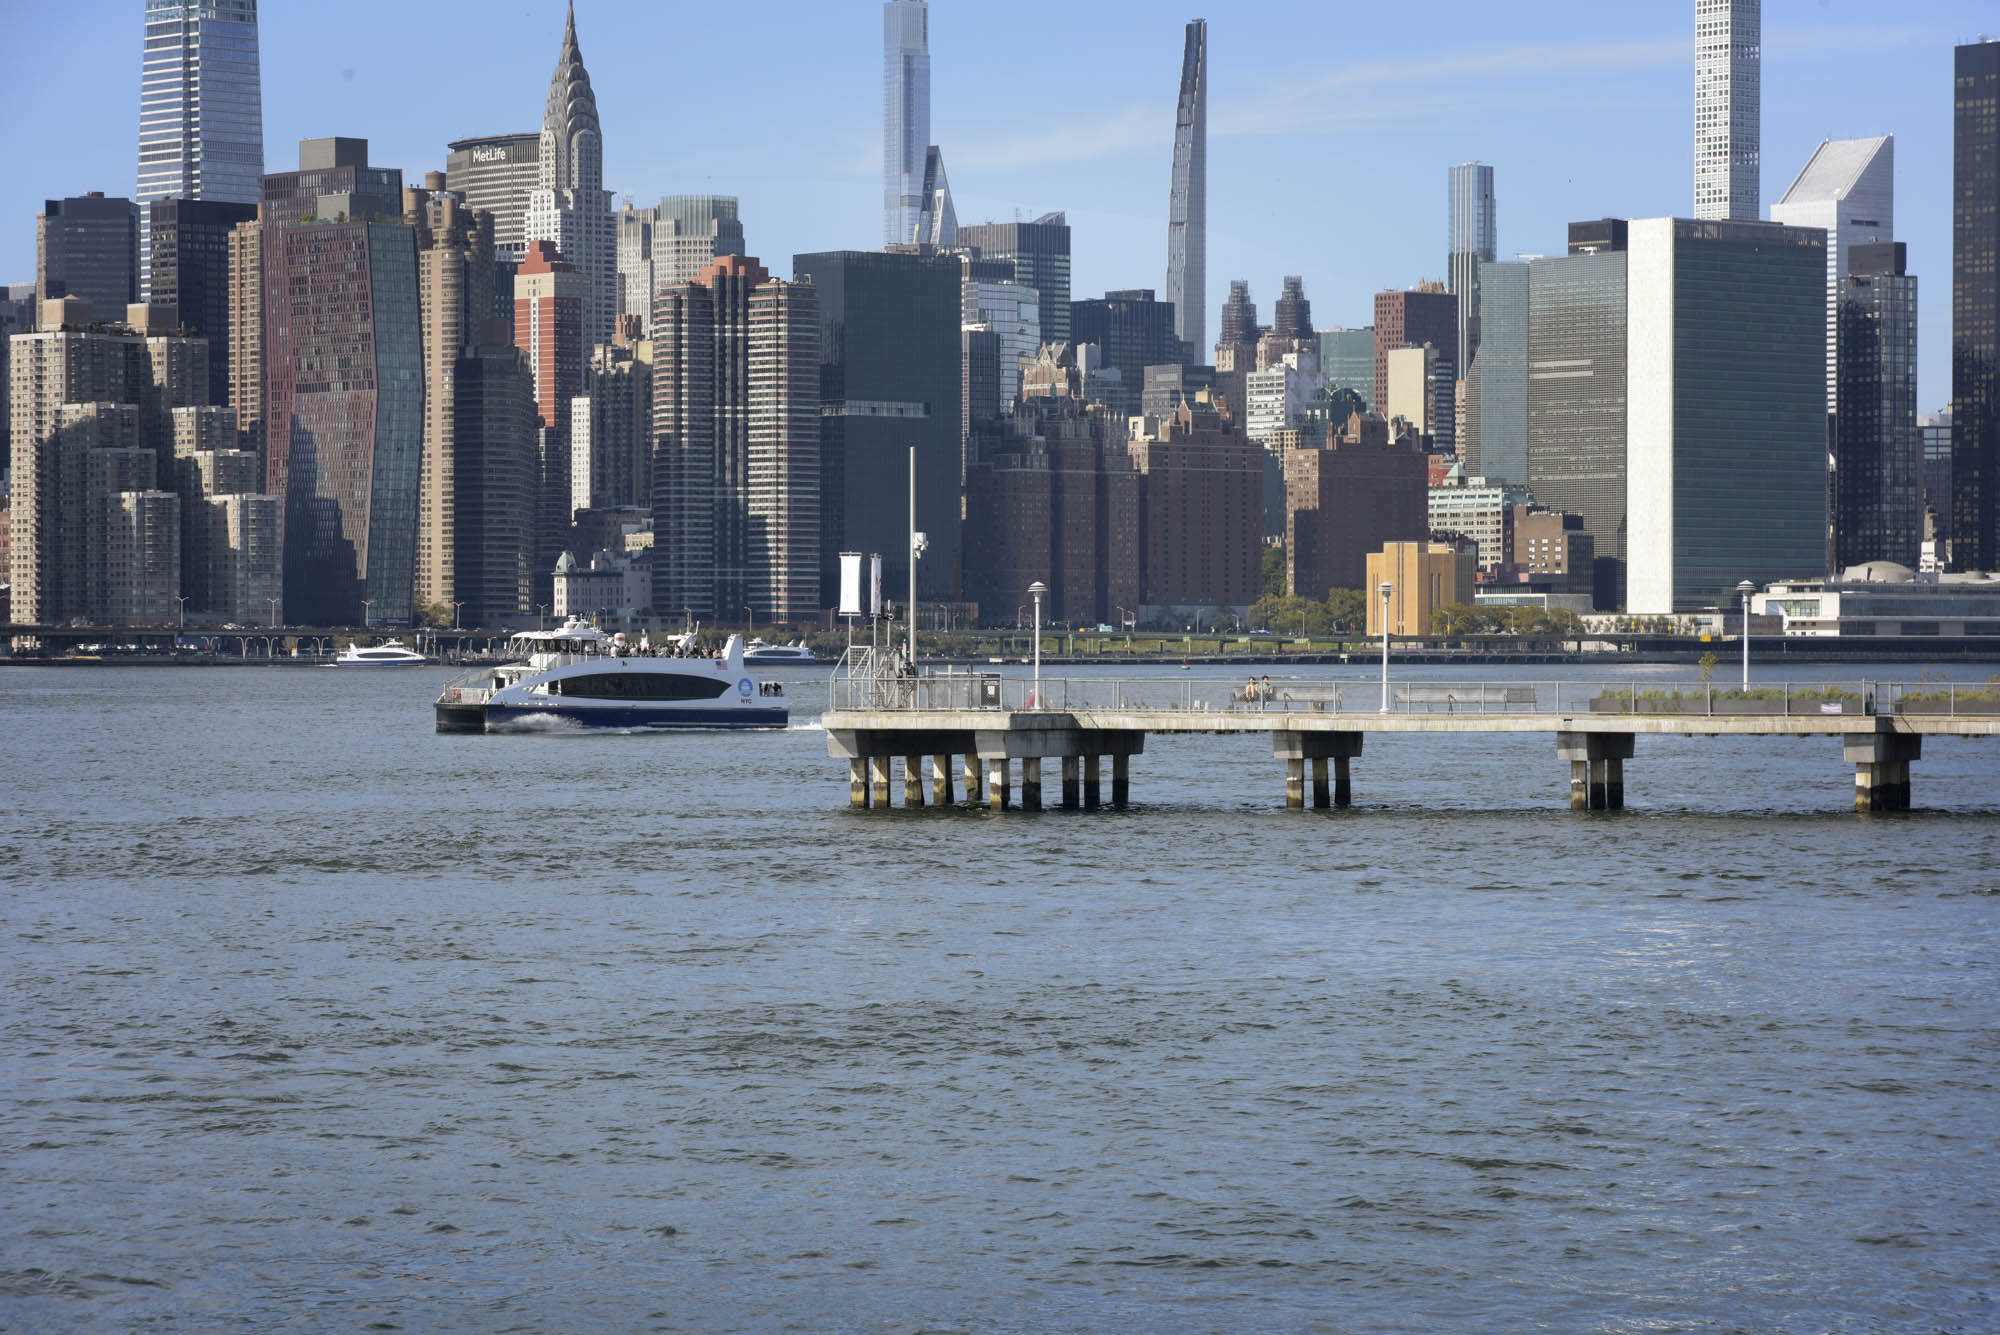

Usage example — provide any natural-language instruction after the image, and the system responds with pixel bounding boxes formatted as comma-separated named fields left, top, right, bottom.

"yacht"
left=336, top=639, right=427, bottom=666
left=435, top=619, right=787, bottom=732
left=743, top=638, right=818, bottom=666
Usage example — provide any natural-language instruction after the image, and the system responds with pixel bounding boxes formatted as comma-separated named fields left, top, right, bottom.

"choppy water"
left=3, top=662, right=1998, bottom=1333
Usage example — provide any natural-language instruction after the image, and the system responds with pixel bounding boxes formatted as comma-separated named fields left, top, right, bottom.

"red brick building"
left=1284, top=412, right=1431, bottom=599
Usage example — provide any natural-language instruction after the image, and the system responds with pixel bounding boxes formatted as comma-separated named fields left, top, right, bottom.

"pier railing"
left=828, top=672, right=2000, bottom=718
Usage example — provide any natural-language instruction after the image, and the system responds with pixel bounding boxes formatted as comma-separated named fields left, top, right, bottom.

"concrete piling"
left=962, top=753, right=981, bottom=805
left=987, top=757, right=1011, bottom=811
left=870, top=754, right=892, bottom=808
left=1083, top=754, right=1102, bottom=810
left=1061, top=756, right=1080, bottom=809
left=1846, top=731, right=1919, bottom=811
left=1559, top=731, right=1633, bottom=812
left=1112, top=753, right=1130, bottom=806
left=1021, top=757, right=1043, bottom=811
left=903, top=755, right=924, bottom=808
left=850, top=757, right=869, bottom=808
left=933, top=754, right=954, bottom=805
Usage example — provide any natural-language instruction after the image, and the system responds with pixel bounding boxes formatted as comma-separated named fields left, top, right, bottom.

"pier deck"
left=823, top=669, right=1998, bottom=813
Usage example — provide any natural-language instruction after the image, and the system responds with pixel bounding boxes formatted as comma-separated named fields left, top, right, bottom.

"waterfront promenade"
left=824, top=668, right=2000, bottom=814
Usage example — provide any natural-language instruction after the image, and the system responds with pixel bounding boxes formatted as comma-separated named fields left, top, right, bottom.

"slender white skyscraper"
left=1694, top=0, right=1760, bottom=221
left=525, top=3, right=615, bottom=350
left=1166, top=19, right=1207, bottom=356
left=135, top=0, right=264, bottom=299
left=883, top=0, right=931, bottom=247
left=1447, top=162, right=1496, bottom=374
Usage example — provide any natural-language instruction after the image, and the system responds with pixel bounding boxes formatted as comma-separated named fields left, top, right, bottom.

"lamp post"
left=360, top=599, right=374, bottom=629
left=1378, top=580, right=1394, bottom=713
left=266, top=597, right=281, bottom=630
left=173, top=595, right=187, bottom=630
left=1737, top=579, right=1756, bottom=690
left=1028, top=581, right=1047, bottom=707
left=452, top=602, right=464, bottom=630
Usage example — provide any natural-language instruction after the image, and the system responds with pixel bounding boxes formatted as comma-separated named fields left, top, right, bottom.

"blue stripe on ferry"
left=483, top=705, right=788, bottom=730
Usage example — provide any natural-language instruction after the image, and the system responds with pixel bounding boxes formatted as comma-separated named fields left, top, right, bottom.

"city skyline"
left=1, top=1, right=1986, bottom=412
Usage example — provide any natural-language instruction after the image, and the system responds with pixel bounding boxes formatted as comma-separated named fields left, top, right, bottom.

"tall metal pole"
left=908, top=444, right=917, bottom=664
left=1029, top=581, right=1047, bottom=707
left=1379, top=580, right=1393, bottom=713
left=1738, top=580, right=1754, bottom=689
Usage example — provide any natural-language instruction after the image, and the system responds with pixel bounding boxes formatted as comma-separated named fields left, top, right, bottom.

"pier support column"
left=1557, top=732, right=1634, bottom=813
left=963, top=754, right=982, bottom=805
left=1274, top=733, right=1362, bottom=811
left=1083, top=754, right=1102, bottom=810
left=1061, top=756, right=1080, bottom=809
left=987, top=758, right=1011, bottom=811
left=869, top=754, right=892, bottom=808
left=933, top=755, right=954, bottom=805
left=850, top=757, right=869, bottom=808
left=1021, top=757, right=1043, bottom=811
left=1111, top=753, right=1130, bottom=806
left=1845, top=730, right=1919, bottom=812
left=903, top=756, right=925, bottom=808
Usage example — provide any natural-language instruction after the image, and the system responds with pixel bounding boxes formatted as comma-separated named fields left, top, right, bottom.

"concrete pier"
left=824, top=682, right=1994, bottom=815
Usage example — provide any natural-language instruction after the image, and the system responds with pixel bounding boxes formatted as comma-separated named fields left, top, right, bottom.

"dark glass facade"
left=793, top=249, right=963, bottom=604
left=149, top=198, right=257, bottom=406
left=1069, top=289, right=1189, bottom=418
left=1834, top=244, right=1919, bottom=569
left=956, top=216, right=1071, bottom=345
left=1953, top=40, right=2000, bottom=571
left=37, top=194, right=141, bottom=315
left=1462, top=259, right=1528, bottom=484
left=1526, top=250, right=1627, bottom=608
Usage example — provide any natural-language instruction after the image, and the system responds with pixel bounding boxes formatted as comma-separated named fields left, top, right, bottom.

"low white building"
left=1428, top=466, right=1533, bottom=570
left=1752, top=562, right=2000, bottom=636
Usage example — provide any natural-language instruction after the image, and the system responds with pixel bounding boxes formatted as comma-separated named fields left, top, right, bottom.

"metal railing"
left=827, top=672, right=2000, bottom=718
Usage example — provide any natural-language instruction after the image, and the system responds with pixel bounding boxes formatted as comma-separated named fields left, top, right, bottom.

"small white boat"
left=436, top=619, right=786, bottom=732
left=336, top=639, right=427, bottom=666
left=743, top=638, right=818, bottom=666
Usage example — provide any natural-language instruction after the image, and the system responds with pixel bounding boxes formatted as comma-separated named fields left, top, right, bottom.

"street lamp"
left=1737, top=579, right=1756, bottom=690
left=173, top=595, right=187, bottom=630
left=266, top=597, right=281, bottom=629
left=1028, top=581, right=1047, bottom=707
left=360, top=599, right=375, bottom=628
left=452, top=602, right=465, bottom=630
left=1378, top=580, right=1394, bottom=713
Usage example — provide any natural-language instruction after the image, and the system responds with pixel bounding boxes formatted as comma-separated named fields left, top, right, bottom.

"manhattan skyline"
left=2, top=0, right=1986, bottom=409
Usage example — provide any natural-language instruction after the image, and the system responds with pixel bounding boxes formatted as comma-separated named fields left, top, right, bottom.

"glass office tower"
left=136, top=0, right=263, bottom=299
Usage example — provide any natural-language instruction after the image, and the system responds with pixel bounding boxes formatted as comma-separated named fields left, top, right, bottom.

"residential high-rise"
left=147, top=198, right=257, bottom=408
left=525, top=4, right=615, bottom=352
left=960, top=266, right=1039, bottom=406
left=1527, top=227, right=1628, bottom=608
left=1284, top=413, right=1429, bottom=600
left=571, top=342, right=652, bottom=515
left=1833, top=243, right=1919, bottom=570
left=1219, top=280, right=1258, bottom=345
left=37, top=194, right=141, bottom=314
left=1694, top=0, right=1760, bottom=221
left=1448, top=162, right=1496, bottom=374
left=794, top=249, right=961, bottom=605
left=1317, top=327, right=1375, bottom=411
left=1771, top=136, right=1894, bottom=420
left=1070, top=289, right=1189, bottom=418
left=651, top=257, right=821, bottom=621
left=913, top=146, right=957, bottom=248
left=135, top=0, right=263, bottom=299
left=1372, top=287, right=1455, bottom=416
left=883, top=0, right=931, bottom=247
left=514, top=240, right=587, bottom=599
left=1461, top=259, right=1528, bottom=483
left=444, top=134, right=540, bottom=257
left=259, top=137, right=402, bottom=223
left=1626, top=217, right=1826, bottom=613
left=452, top=345, right=537, bottom=624
left=957, top=215, right=1071, bottom=344
left=263, top=217, right=423, bottom=626
left=1166, top=19, right=1208, bottom=355
left=1953, top=39, right=2000, bottom=572
left=224, top=216, right=263, bottom=456
left=1128, top=395, right=1259, bottom=613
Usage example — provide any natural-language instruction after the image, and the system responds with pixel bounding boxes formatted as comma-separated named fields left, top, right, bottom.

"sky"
left=6, top=0, right=1993, bottom=409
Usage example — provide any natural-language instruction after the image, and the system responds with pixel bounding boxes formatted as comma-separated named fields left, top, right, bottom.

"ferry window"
left=551, top=673, right=730, bottom=700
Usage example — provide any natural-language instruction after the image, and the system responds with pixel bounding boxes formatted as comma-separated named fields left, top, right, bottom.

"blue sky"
left=7, top=0, right=1990, bottom=407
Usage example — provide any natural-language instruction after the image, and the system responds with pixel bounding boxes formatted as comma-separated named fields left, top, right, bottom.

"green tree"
left=1323, top=587, right=1366, bottom=633
left=1261, top=544, right=1287, bottom=599
left=414, top=599, right=453, bottom=629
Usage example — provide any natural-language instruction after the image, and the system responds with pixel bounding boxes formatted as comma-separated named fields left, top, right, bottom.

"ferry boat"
left=743, top=638, right=818, bottom=666
left=435, top=619, right=787, bottom=732
left=336, top=639, right=427, bottom=666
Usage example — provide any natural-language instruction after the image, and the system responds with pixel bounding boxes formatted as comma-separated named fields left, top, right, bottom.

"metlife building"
left=445, top=133, right=540, bottom=258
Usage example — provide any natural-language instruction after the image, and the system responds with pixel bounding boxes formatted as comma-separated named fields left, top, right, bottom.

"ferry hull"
left=435, top=702, right=788, bottom=733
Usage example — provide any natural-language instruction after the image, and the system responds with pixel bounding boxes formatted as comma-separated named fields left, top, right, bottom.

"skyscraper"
left=37, top=195, right=141, bottom=314
left=147, top=198, right=257, bottom=407
left=1953, top=39, right=2000, bottom=572
left=617, top=196, right=750, bottom=335
left=444, top=134, right=540, bottom=257
left=1272, top=276, right=1312, bottom=341
left=1448, top=162, right=1496, bottom=373
left=1771, top=135, right=1894, bottom=418
left=883, top=0, right=931, bottom=247
left=1461, top=259, right=1528, bottom=483
left=1372, top=287, right=1455, bottom=416
left=1834, top=243, right=1919, bottom=570
left=515, top=240, right=587, bottom=597
left=1218, top=280, right=1258, bottom=346
left=135, top=0, right=263, bottom=299
left=1626, top=218, right=1826, bottom=613
left=1166, top=19, right=1208, bottom=355
left=525, top=4, right=615, bottom=351
left=957, top=215, right=1071, bottom=344
left=913, top=146, right=958, bottom=248
left=1694, top=0, right=1760, bottom=222
left=262, top=216, right=423, bottom=626
left=1070, top=290, right=1189, bottom=419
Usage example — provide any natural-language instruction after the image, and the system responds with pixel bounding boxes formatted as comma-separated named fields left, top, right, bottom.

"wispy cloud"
left=953, top=103, right=1162, bottom=171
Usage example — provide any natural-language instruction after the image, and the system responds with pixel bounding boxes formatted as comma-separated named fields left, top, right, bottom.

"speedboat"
left=337, top=639, right=427, bottom=666
left=435, top=619, right=787, bottom=732
left=743, top=638, right=818, bottom=666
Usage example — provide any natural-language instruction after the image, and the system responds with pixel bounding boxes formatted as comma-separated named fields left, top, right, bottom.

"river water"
left=2, top=661, right=1997, bottom=1333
